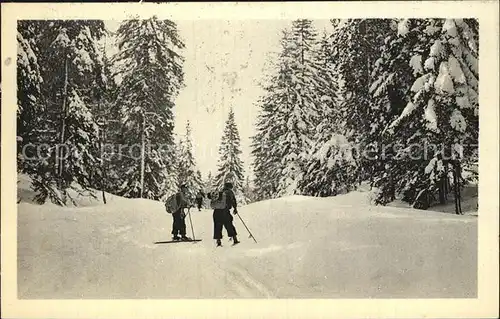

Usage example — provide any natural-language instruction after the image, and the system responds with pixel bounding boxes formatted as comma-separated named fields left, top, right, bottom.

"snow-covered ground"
left=17, top=178, right=477, bottom=298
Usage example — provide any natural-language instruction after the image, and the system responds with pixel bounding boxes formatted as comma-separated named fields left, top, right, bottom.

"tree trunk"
left=389, top=175, right=395, bottom=201
left=452, top=160, right=463, bottom=215
left=100, top=115, right=107, bottom=205
left=58, top=57, right=69, bottom=204
left=456, top=161, right=462, bottom=214
left=140, top=113, right=146, bottom=199
left=438, top=174, right=446, bottom=205
left=444, top=162, right=449, bottom=200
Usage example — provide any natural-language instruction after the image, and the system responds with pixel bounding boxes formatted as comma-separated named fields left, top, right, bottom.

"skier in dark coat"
left=195, top=190, right=205, bottom=211
left=172, top=184, right=191, bottom=241
left=209, top=182, right=239, bottom=247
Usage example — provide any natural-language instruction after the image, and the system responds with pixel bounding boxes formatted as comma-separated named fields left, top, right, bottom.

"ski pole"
left=236, top=212, right=257, bottom=243
left=186, top=207, right=196, bottom=241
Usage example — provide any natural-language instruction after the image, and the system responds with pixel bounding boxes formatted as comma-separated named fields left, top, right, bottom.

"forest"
left=17, top=18, right=478, bottom=213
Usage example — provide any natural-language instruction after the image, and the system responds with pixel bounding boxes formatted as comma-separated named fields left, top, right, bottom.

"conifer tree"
left=204, top=171, right=215, bottom=191
left=251, top=87, right=285, bottom=200
left=177, top=121, right=203, bottom=201
left=298, top=29, right=355, bottom=196
left=17, top=21, right=44, bottom=173
left=275, top=20, right=321, bottom=195
left=252, top=20, right=322, bottom=198
left=112, top=17, right=184, bottom=199
left=17, top=20, right=107, bottom=205
left=242, top=175, right=255, bottom=204
left=95, top=39, right=120, bottom=199
left=334, top=20, right=394, bottom=186
left=374, top=19, right=478, bottom=211
left=215, top=108, right=244, bottom=193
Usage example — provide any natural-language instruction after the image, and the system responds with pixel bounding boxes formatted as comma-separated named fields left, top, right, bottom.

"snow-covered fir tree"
left=176, top=121, right=203, bottom=202
left=242, top=175, right=255, bottom=204
left=252, top=20, right=322, bottom=198
left=251, top=90, right=285, bottom=200
left=203, top=171, right=214, bottom=191
left=47, top=20, right=107, bottom=195
left=17, top=21, right=43, bottom=134
left=275, top=20, right=321, bottom=195
left=251, top=47, right=292, bottom=200
left=94, top=41, right=120, bottom=199
left=329, top=19, right=393, bottom=185
left=112, top=17, right=184, bottom=200
left=373, top=19, right=478, bottom=212
left=298, top=29, right=355, bottom=196
left=331, top=19, right=393, bottom=137
left=17, top=21, right=44, bottom=173
left=17, top=20, right=107, bottom=205
left=195, top=170, right=203, bottom=191
left=214, top=108, right=245, bottom=193
left=366, top=19, right=421, bottom=204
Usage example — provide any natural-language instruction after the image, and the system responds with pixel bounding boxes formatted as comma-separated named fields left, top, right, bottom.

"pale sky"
left=105, top=20, right=332, bottom=180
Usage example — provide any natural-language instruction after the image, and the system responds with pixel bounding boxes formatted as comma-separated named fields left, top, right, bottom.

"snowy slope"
left=18, top=184, right=477, bottom=299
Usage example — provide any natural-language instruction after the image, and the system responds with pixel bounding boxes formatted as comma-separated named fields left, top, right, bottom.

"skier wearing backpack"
left=170, top=184, right=192, bottom=241
left=209, top=182, right=239, bottom=247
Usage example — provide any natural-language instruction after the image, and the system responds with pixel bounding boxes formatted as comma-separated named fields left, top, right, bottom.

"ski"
left=154, top=239, right=202, bottom=244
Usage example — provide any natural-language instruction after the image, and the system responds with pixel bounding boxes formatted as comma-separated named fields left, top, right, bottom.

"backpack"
left=164, top=193, right=179, bottom=214
left=210, top=191, right=227, bottom=210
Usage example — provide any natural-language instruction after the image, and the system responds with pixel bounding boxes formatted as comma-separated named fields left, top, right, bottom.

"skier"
left=195, top=190, right=205, bottom=211
left=209, top=182, right=239, bottom=247
left=171, top=184, right=192, bottom=241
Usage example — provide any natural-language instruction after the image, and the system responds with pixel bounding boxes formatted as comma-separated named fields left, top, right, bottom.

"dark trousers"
left=213, top=209, right=237, bottom=239
left=196, top=198, right=203, bottom=210
left=172, top=211, right=186, bottom=236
